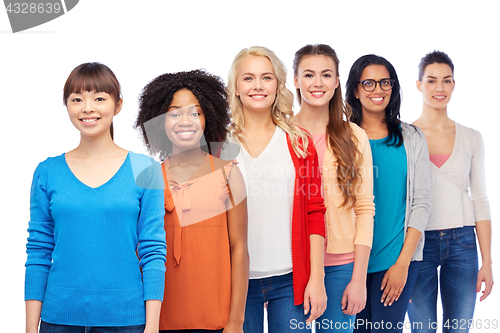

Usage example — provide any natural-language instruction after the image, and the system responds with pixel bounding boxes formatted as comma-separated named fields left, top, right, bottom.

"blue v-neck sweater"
left=25, top=152, right=166, bottom=326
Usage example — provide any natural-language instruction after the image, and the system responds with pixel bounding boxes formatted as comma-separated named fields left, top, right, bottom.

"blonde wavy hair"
left=227, top=46, right=310, bottom=158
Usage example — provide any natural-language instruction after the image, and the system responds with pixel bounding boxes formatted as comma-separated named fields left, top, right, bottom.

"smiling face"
left=236, top=55, right=278, bottom=115
left=417, top=62, right=455, bottom=111
left=66, top=90, right=121, bottom=138
left=164, top=88, right=206, bottom=155
left=294, top=55, right=339, bottom=109
left=355, top=65, right=392, bottom=119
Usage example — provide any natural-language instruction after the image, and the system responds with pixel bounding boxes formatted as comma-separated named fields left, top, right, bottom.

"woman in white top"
left=227, top=46, right=327, bottom=332
left=408, top=50, right=493, bottom=333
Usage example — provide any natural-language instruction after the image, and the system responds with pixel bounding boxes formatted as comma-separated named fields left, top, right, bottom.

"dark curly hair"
left=135, top=69, right=230, bottom=161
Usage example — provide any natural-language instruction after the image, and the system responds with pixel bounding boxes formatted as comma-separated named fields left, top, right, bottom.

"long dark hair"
left=346, top=54, right=403, bottom=146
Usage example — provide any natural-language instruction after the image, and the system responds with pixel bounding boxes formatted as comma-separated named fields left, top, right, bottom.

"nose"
left=82, top=98, right=94, bottom=113
left=253, top=78, right=263, bottom=90
left=373, top=82, right=384, bottom=93
left=436, top=81, right=445, bottom=91
left=313, top=75, right=322, bottom=87
left=178, top=113, right=193, bottom=126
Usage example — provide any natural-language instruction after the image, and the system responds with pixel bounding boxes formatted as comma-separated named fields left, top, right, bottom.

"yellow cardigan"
left=322, top=122, right=375, bottom=254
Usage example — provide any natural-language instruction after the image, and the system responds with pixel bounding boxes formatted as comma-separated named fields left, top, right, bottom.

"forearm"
left=475, top=220, right=492, bottom=265
left=144, top=300, right=162, bottom=332
left=226, top=243, right=249, bottom=327
left=309, top=234, right=325, bottom=280
left=351, top=245, right=370, bottom=283
left=395, top=227, right=421, bottom=267
left=26, top=300, right=42, bottom=333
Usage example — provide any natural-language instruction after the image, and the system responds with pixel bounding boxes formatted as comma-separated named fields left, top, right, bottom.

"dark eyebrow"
left=426, top=75, right=453, bottom=79
left=303, top=69, right=334, bottom=74
left=168, top=104, right=201, bottom=110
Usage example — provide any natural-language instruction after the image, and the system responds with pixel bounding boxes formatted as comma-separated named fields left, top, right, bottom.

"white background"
left=1, top=0, right=498, bottom=331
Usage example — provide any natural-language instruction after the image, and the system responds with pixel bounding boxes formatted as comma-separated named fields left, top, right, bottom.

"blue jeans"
left=40, top=321, right=145, bottom=332
left=408, top=226, right=478, bottom=333
left=244, top=272, right=310, bottom=333
left=354, top=261, right=419, bottom=333
left=317, top=263, right=356, bottom=332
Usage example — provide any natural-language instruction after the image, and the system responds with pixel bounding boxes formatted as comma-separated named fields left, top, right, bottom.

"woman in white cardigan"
left=409, top=50, right=493, bottom=333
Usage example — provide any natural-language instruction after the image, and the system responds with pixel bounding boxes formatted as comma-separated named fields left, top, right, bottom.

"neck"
left=360, top=110, right=386, bottom=132
left=295, top=101, right=329, bottom=134
left=169, top=146, right=206, bottom=166
left=416, top=104, right=451, bottom=128
left=242, top=107, right=276, bottom=133
left=74, top=132, right=119, bottom=158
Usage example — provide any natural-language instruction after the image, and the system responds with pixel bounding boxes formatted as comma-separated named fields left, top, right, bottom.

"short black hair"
left=135, top=69, right=230, bottom=161
left=346, top=54, right=403, bottom=147
left=418, top=50, right=454, bottom=81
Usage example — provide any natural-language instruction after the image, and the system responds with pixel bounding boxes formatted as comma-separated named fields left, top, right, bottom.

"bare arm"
left=26, top=300, right=42, bottom=333
left=304, top=234, right=327, bottom=323
left=475, top=220, right=493, bottom=301
left=143, top=300, right=162, bottom=333
left=224, top=165, right=249, bottom=333
left=380, top=227, right=421, bottom=306
left=342, top=244, right=370, bottom=315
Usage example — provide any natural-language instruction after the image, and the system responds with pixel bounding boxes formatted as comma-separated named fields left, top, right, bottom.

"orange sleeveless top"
left=159, top=155, right=234, bottom=330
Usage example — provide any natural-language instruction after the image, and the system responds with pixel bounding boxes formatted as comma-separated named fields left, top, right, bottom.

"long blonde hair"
left=227, top=46, right=309, bottom=158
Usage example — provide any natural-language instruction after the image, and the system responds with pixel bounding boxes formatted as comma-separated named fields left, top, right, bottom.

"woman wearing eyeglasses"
left=408, top=51, right=492, bottom=333
left=345, top=55, right=431, bottom=333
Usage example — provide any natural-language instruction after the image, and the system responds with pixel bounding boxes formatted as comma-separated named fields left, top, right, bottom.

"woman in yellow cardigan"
left=293, top=44, right=375, bottom=332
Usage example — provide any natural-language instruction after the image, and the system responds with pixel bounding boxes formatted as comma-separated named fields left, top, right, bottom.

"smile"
left=80, top=118, right=100, bottom=125
left=433, top=95, right=446, bottom=101
left=310, top=91, right=325, bottom=97
left=370, top=97, right=384, bottom=105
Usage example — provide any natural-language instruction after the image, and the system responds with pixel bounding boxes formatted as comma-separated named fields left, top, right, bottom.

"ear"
left=416, top=80, right=422, bottom=92
left=293, top=75, right=300, bottom=90
left=354, top=87, right=359, bottom=99
left=452, top=80, right=455, bottom=92
left=114, top=98, right=123, bottom=116
left=334, top=76, right=340, bottom=89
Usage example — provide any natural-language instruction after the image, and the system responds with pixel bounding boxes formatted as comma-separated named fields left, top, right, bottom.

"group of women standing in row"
left=25, top=44, right=492, bottom=333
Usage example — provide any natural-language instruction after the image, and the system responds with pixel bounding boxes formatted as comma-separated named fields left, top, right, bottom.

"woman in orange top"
left=135, top=70, right=249, bottom=333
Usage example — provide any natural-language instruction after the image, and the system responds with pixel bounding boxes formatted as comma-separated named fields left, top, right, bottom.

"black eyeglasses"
left=358, top=79, right=395, bottom=92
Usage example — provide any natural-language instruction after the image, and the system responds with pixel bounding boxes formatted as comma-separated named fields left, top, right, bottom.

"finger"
left=476, top=277, right=483, bottom=294
left=303, top=295, right=310, bottom=316
left=384, top=288, right=396, bottom=306
left=341, top=292, right=348, bottom=311
left=381, top=274, right=388, bottom=291
left=480, top=280, right=494, bottom=301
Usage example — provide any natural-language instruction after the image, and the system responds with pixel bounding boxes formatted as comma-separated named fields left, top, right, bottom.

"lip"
left=369, top=97, right=385, bottom=105
left=433, top=95, right=446, bottom=101
left=79, top=117, right=100, bottom=126
left=174, top=129, right=198, bottom=140
left=310, top=91, right=326, bottom=98
left=249, top=94, right=268, bottom=100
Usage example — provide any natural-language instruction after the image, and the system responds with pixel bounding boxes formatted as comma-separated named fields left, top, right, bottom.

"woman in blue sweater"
left=25, top=63, right=167, bottom=333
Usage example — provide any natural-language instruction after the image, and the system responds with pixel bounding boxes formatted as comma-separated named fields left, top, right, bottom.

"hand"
left=380, top=262, right=408, bottom=307
left=477, top=263, right=494, bottom=301
left=223, top=320, right=244, bottom=333
left=303, top=275, right=327, bottom=323
left=342, top=279, right=366, bottom=315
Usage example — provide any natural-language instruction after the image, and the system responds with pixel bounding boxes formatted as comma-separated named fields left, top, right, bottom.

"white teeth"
left=311, top=92, right=324, bottom=96
left=82, top=118, right=98, bottom=123
left=178, top=131, right=195, bottom=134
left=371, top=97, right=383, bottom=101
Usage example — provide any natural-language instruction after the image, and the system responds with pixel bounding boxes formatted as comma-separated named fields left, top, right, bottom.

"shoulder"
left=401, top=121, right=425, bottom=142
left=349, top=121, right=369, bottom=143
left=34, top=153, right=65, bottom=173
left=455, top=122, right=485, bottom=152
left=129, top=151, right=163, bottom=189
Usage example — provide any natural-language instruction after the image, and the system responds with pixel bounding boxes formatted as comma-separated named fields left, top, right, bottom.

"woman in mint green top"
left=346, top=54, right=431, bottom=333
